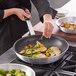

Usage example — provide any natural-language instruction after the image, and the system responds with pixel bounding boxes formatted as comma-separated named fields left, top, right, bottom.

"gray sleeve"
left=31, top=0, right=57, bottom=22
left=0, top=10, right=4, bottom=22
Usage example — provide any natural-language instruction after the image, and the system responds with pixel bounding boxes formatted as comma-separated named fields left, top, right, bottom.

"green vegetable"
left=50, top=49, right=53, bottom=53
left=22, top=72, right=26, bottom=75
left=24, top=52, right=41, bottom=57
left=28, top=48, right=33, bottom=51
left=16, top=73, right=22, bottom=76
left=21, top=72, right=25, bottom=76
left=0, top=69, right=6, bottom=75
left=24, top=48, right=27, bottom=53
left=0, top=69, right=26, bottom=76
left=41, top=35, right=43, bottom=40
left=11, top=69, right=15, bottom=74
left=24, top=54, right=33, bottom=57
left=33, top=45, right=40, bottom=49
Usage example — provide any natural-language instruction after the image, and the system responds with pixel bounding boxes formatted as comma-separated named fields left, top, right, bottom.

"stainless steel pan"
left=13, top=34, right=69, bottom=64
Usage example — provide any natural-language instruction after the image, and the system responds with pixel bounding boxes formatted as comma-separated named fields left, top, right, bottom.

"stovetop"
left=12, top=46, right=76, bottom=76
left=11, top=53, right=68, bottom=76
left=0, top=46, right=76, bottom=76
left=50, top=47, right=76, bottom=76
left=11, top=49, right=71, bottom=76
left=55, top=52, right=76, bottom=76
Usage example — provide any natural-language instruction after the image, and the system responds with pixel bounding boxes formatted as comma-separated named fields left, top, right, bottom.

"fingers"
left=25, top=9, right=30, bottom=14
left=20, top=9, right=31, bottom=21
left=43, top=21, right=54, bottom=38
left=48, top=22, right=54, bottom=38
left=25, top=9, right=31, bottom=19
left=43, top=22, right=49, bottom=38
left=20, top=16, right=25, bottom=21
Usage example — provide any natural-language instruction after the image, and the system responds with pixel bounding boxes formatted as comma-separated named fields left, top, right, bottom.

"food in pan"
left=0, top=69, right=26, bottom=76
left=60, top=22, right=76, bottom=29
left=19, top=41, right=61, bottom=58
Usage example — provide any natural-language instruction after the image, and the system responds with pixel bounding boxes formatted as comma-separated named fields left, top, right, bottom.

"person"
left=0, top=0, right=57, bottom=53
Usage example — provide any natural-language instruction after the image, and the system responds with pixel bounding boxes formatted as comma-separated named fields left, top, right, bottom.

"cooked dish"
left=19, top=41, right=61, bottom=58
left=60, top=22, right=76, bottom=29
left=0, top=69, right=26, bottom=76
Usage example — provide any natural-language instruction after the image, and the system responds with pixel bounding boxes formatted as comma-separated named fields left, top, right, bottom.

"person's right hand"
left=14, top=8, right=31, bottom=21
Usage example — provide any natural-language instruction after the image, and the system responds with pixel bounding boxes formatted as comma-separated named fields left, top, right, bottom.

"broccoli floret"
left=0, top=69, right=6, bottom=75
left=16, top=73, right=22, bottom=76
left=10, top=69, right=15, bottom=74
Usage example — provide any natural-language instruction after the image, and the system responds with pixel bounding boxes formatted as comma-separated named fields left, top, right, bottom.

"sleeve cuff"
left=0, top=10, right=4, bottom=22
left=40, top=7, right=57, bottom=23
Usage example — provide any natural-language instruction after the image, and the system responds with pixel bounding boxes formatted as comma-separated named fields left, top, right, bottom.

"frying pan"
left=13, top=34, right=69, bottom=64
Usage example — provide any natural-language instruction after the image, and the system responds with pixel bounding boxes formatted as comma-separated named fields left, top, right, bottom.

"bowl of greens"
left=0, top=63, right=35, bottom=76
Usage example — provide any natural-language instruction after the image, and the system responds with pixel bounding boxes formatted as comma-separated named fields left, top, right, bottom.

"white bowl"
left=0, top=63, right=35, bottom=76
left=56, top=17, right=76, bottom=34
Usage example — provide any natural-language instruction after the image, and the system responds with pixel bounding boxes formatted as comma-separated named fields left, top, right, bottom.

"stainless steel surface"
left=0, top=63, right=35, bottom=76
left=22, top=31, right=29, bottom=38
left=56, top=17, right=76, bottom=34
left=68, top=41, right=76, bottom=47
left=26, top=20, right=35, bottom=35
left=13, top=35, right=69, bottom=64
left=57, top=70, right=76, bottom=75
left=15, top=51, right=67, bottom=64
left=0, top=48, right=17, bottom=64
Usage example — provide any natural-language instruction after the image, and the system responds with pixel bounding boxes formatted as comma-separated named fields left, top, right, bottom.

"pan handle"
left=25, top=18, right=35, bottom=35
left=25, top=13, right=35, bottom=35
left=22, top=7, right=35, bottom=35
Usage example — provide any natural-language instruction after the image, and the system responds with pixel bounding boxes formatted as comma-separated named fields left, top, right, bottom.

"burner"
left=54, top=51, right=76, bottom=76
left=50, top=71, right=60, bottom=76
left=61, top=52, right=76, bottom=72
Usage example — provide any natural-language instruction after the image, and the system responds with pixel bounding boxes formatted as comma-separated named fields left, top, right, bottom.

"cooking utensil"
left=25, top=17, right=35, bottom=35
left=56, top=17, right=76, bottom=34
left=0, top=63, right=35, bottom=76
left=13, top=35, right=69, bottom=64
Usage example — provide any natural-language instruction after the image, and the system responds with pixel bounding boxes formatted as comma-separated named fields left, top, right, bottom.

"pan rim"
left=13, top=34, right=69, bottom=59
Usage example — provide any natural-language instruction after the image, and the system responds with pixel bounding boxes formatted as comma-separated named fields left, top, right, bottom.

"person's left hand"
left=43, top=14, right=54, bottom=38
left=43, top=20, right=54, bottom=38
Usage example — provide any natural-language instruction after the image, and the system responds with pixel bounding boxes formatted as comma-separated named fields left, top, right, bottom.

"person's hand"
left=43, top=14, right=54, bottom=38
left=43, top=20, right=54, bottom=38
left=14, top=8, right=31, bottom=21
